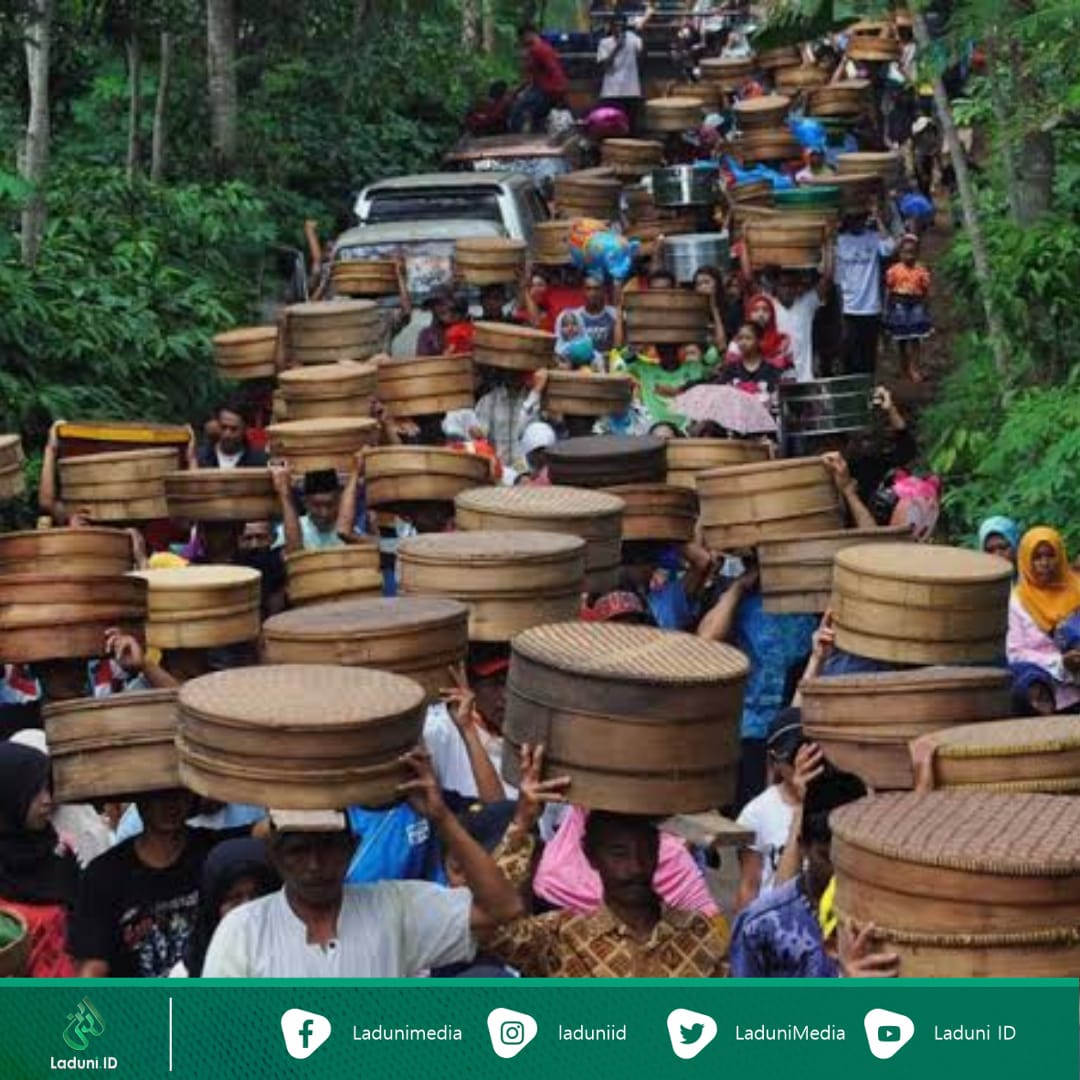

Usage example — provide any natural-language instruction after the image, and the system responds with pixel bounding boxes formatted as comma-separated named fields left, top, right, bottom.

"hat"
left=584, top=590, right=646, bottom=623
left=304, top=469, right=341, bottom=497
left=766, top=707, right=803, bottom=763
left=520, top=421, right=557, bottom=459
left=458, top=800, right=516, bottom=852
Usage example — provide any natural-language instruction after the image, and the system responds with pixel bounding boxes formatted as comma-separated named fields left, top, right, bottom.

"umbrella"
left=671, top=385, right=777, bottom=435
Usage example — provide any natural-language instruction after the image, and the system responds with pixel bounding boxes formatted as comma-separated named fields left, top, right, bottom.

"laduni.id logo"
left=281, top=1008, right=332, bottom=1060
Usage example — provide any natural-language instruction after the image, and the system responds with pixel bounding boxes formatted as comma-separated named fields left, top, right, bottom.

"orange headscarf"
left=1015, top=527, right=1080, bottom=633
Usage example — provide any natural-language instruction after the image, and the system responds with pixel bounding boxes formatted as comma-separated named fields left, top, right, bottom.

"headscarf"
left=740, top=294, right=792, bottom=370
left=183, top=837, right=278, bottom=977
left=0, top=742, right=79, bottom=906
left=1015, top=527, right=1080, bottom=634
left=978, top=516, right=1020, bottom=558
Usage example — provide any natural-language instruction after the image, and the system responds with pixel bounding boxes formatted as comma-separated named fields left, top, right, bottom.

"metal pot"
left=662, top=232, right=731, bottom=283
left=650, top=165, right=718, bottom=209
left=780, top=375, right=873, bottom=453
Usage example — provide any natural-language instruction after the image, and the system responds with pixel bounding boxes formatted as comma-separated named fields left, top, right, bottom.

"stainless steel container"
left=780, top=375, right=873, bottom=454
left=662, top=232, right=731, bottom=282
left=650, top=165, right=719, bottom=208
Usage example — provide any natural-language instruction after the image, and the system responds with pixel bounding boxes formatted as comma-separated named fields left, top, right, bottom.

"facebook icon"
left=281, top=1009, right=332, bottom=1060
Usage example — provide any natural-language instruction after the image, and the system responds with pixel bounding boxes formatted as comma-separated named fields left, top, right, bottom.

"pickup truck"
left=442, top=131, right=585, bottom=191
left=332, top=172, right=550, bottom=354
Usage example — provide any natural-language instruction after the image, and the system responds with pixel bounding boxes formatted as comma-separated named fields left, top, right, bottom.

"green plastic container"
left=774, top=186, right=842, bottom=210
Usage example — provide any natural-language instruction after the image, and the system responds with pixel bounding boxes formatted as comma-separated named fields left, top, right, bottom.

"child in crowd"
left=884, top=234, right=933, bottom=382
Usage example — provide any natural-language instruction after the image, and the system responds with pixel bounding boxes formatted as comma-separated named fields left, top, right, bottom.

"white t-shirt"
left=215, top=447, right=244, bottom=469
left=773, top=290, right=822, bottom=384
left=423, top=703, right=513, bottom=800
left=202, top=883, right=475, bottom=978
left=834, top=231, right=897, bottom=316
left=598, top=32, right=644, bottom=99
left=736, top=784, right=795, bottom=897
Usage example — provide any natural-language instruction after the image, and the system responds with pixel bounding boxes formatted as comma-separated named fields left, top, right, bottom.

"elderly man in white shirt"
left=202, top=749, right=524, bottom=978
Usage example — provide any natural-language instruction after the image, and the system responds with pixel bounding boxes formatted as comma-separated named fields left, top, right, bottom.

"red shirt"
left=525, top=38, right=568, bottom=97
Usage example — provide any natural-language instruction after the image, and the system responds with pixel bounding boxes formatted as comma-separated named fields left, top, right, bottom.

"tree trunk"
left=19, top=0, right=51, bottom=269
left=913, top=14, right=1009, bottom=379
left=987, top=37, right=1020, bottom=222
left=206, top=0, right=238, bottom=174
left=126, top=36, right=143, bottom=181
left=482, top=0, right=495, bottom=54
left=462, top=0, right=479, bottom=47
left=1016, top=130, right=1055, bottom=224
left=151, top=30, right=172, bottom=183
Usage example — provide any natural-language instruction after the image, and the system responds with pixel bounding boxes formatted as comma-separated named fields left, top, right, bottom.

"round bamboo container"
left=0, top=527, right=133, bottom=576
left=734, top=94, right=792, bottom=130
left=278, top=361, right=378, bottom=421
left=502, top=623, right=749, bottom=813
left=44, top=689, right=180, bottom=802
left=734, top=128, right=803, bottom=164
left=284, top=543, right=382, bottom=607
left=213, top=326, right=279, bottom=381
left=454, top=238, right=527, bottom=286
left=546, top=435, right=667, bottom=489
left=729, top=179, right=775, bottom=205
left=623, top=288, right=712, bottom=344
left=804, top=171, right=882, bottom=211
left=131, top=565, right=261, bottom=650
left=847, top=33, right=901, bottom=63
left=800, top=667, right=1013, bottom=790
left=266, top=417, right=379, bottom=476
left=667, top=81, right=723, bottom=109
left=532, top=220, right=573, bottom=265
left=833, top=791, right=1080, bottom=976
left=745, top=220, right=826, bottom=269
left=700, top=56, right=756, bottom=91
left=666, top=438, right=772, bottom=490
left=376, top=354, right=474, bottom=418
left=807, top=80, right=873, bottom=117
left=601, top=138, right=664, bottom=178
left=262, top=597, right=468, bottom=701
left=837, top=150, right=903, bottom=186
left=775, top=64, right=830, bottom=92
left=285, top=300, right=385, bottom=365
left=553, top=174, right=621, bottom=220
left=177, top=665, right=427, bottom=809
left=758, top=525, right=913, bottom=613
left=832, top=544, right=1013, bottom=665
left=330, top=260, right=399, bottom=298
left=758, top=45, right=803, bottom=71
left=697, top=457, right=842, bottom=551
left=164, top=468, right=276, bottom=522
left=922, top=715, right=1080, bottom=795
left=398, top=531, right=586, bottom=642
left=455, top=486, right=625, bottom=594
left=364, top=446, right=492, bottom=509
left=473, top=322, right=555, bottom=372
left=542, top=371, right=634, bottom=418
left=58, top=448, right=174, bottom=521
left=0, top=573, right=147, bottom=663
left=0, top=434, right=25, bottom=501
left=605, top=484, right=698, bottom=544
left=645, top=96, right=705, bottom=133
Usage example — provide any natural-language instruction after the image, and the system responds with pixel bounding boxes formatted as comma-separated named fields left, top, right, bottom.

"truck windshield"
left=364, top=190, right=503, bottom=225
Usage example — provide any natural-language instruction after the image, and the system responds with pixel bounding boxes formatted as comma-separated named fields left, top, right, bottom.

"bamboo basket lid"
left=802, top=666, right=1012, bottom=698
left=278, top=360, right=378, bottom=396
left=365, top=446, right=492, bottom=510
left=164, top=467, right=271, bottom=492
left=399, top=529, right=585, bottom=569
left=212, top=326, right=278, bottom=347
left=454, top=237, right=528, bottom=257
left=267, top=416, right=380, bottom=440
left=456, top=485, right=624, bottom=523
left=733, top=94, right=792, bottom=124
left=473, top=322, right=555, bottom=372
left=605, top=483, right=698, bottom=543
left=601, top=138, right=664, bottom=163
left=666, top=438, right=771, bottom=486
left=265, top=596, right=468, bottom=642
left=697, top=454, right=832, bottom=490
left=331, top=260, right=399, bottom=297
left=757, top=45, right=802, bottom=70
left=284, top=543, right=378, bottom=572
left=543, top=371, right=635, bottom=416
left=836, top=543, right=1013, bottom=585
left=286, top=299, right=381, bottom=321
left=546, top=435, right=667, bottom=488
left=775, top=64, right=829, bottom=90
left=645, top=97, right=705, bottom=131
left=0, top=527, right=134, bottom=574
left=132, top=564, right=261, bottom=593
left=59, top=446, right=176, bottom=479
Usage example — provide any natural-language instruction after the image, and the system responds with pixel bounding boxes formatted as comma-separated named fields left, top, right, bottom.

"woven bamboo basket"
left=0, top=909, right=29, bottom=977
left=164, top=468, right=276, bottom=522
left=605, top=484, right=698, bottom=544
left=734, top=94, right=792, bottom=130
left=623, top=288, right=712, bottom=344
left=734, top=128, right=803, bottom=164
left=847, top=29, right=902, bottom=63
left=455, top=486, right=625, bottom=595
left=553, top=174, right=621, bottom=220
left=837, top=151, right=904, bottom=186
left=542, top=371, right=634, bottom=418
left=364, top=446, right=492, bottom=509
left=267, top=417, right=379, bottom=476
left=503, top=623, right=748, bottom=813
left=285, top=300, right=385, bottom=365
left=58, top=447, right=174, bottom=521
left=775, top=64, right=830, bottom=91
left=284, top=543, right=382, bottom=607
left=745, top=220, right=826, bottom=269
left=832, top=544, right=1013, bottom=666
left=546, top=435, right=667, bottom=489
left=0, top=573, right=147, bottom=663
left=532, top=220, right=573, bottom=265
left=262, top=597, right=468, bottom=701
left=473, top=322, right=555, bottom=372
left=921, top=715, right=1080, bottom=794
left=729, top=179, right=775, bottom=206
left=398, top=531, right=586, bottom=642
left=0, top=527, right=133, bottom=577
left=666, top=80, right=722, bottom=107
left=601, top=138, right=664, bottom=178
left=454, top=238, right=527, bottom=286
left=277, top=360, right=378, bottom=420
left=697, top=457, right=842, bottom=551
left=800, top=667, right=1013, bottom=790
left=700, top=56, right=756, bottom=91
left=0, top=433, right=25, bottom=500
left=666, top=438, right=771, bottom=489
left=758, top=525, right=913, bottom=613
left=131, top=565, right=261, bottom=650
left=212, top=326, right=279, bottom=381
left=807, top=80, right=873, bottom=117
left=330, top=260, right=399, bottom=298
left=177, top=665, right=427, bottom=809
left=645, top=96, right=705, bottom=133
left=376, top=354, right=475, bottom=418
left=833, top=791, right=1080, bottom=976
left=804, top=171, right=882, bottom=211
left=44, top=689, right=180, bottom=801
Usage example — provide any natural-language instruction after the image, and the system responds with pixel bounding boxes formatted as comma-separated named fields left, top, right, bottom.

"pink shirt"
left=1007, top=594, right=1080, bottom=711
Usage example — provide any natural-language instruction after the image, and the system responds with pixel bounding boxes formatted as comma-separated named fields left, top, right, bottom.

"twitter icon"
left=667, top=1008, right=718, bottom=1061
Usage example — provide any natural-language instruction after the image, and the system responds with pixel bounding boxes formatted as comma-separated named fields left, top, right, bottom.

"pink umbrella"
left=671, top=384, right=778, bottom=434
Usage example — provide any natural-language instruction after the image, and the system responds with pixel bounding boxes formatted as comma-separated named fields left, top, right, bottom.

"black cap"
left=766, top=707, right=803, bottom=763
left=458, top=800, right=516, bottom=852
left=303, top=469, right=341, bottom=497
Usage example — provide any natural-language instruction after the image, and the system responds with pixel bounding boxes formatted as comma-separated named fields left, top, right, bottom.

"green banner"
left=2, top=979, right=1075, bottom=1079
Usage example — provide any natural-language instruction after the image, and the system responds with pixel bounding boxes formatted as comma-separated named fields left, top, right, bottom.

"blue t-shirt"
left=647, top=576, right=696, bottom=631
left=345, top=803, right=446, bottom=886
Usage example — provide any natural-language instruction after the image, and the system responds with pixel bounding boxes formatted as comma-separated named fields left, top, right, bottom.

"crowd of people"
left=0, top=10, right=1033, bottom=987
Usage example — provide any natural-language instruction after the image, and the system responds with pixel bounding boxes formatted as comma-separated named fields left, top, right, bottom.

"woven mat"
left=936, top=715, right=1080, bottom=759
left=263, top=597, right=467, bottom=637
left=801, top=666, right=1012, bottom=695
left=399, top=530, right=585, bottom=562
left=456, top=486, right=624, bottom=518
